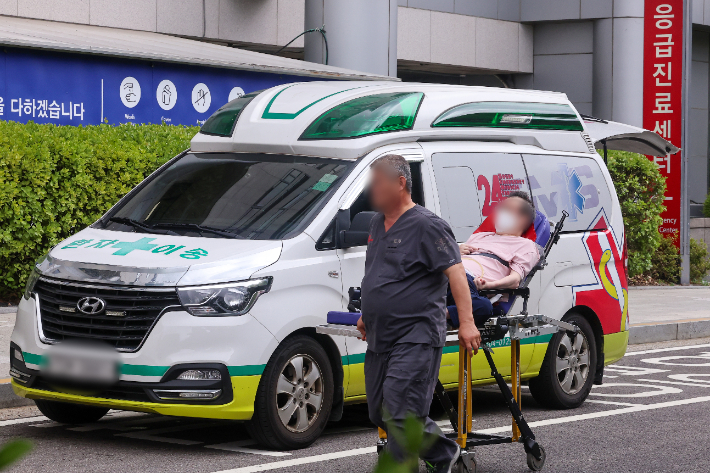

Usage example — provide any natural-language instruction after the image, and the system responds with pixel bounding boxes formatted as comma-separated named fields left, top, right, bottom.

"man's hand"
left=458, top=320, right=481, bottom=356
left=356, top=315, right=366, bottom=341
left=443, top=263, right=482, bottom=355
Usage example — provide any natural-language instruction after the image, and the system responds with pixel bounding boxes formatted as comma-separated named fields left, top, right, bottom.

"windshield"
left=104, top=153, right=354, bottom=240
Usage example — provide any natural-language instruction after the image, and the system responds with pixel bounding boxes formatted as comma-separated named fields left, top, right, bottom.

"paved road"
left=2, top=338, right=710, bottom=473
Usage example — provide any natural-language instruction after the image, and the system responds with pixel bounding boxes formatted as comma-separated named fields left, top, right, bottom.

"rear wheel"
left=529, top=313, right=597, bottom=409
left=34, top=400, right=109, bottom=424
left=247, top=335, right=334, bottom=450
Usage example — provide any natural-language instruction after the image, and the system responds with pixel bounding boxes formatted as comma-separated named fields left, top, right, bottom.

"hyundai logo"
left=76, top=297, right=106, bottom=315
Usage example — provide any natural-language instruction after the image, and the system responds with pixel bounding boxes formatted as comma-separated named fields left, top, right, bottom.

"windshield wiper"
left=153, top=223, right=244, bottom=239
left=109, top=217, right=179, bottom=236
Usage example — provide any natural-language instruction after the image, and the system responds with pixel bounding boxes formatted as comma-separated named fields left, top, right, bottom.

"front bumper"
left=10, top=294, right=279, bottom=420
left=12, top=378, right=260, bottom=420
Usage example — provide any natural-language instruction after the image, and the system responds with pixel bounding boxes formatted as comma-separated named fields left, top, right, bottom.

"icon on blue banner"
left=192, top=83, right=211, bottom=113
left=120, top=77, right=141, bottom=108
left=157, top=79, right=177, bottom=111
left=228, top=86, right=245, bottom=102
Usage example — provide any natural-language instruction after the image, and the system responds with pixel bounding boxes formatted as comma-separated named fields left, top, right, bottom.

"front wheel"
left=34, top=399, right=109, bottom=424
left=247, top=335, right=334, bottom=450
left=528, top=313, right=597, bottom=409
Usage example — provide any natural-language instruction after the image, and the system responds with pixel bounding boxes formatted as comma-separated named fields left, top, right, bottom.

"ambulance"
left=10, top=82, right=677, bottom=449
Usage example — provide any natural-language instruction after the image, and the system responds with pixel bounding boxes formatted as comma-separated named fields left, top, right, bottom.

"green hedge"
left=0, top=121, right=199, bottom=300
left=605, top=150, right=667, bottom=277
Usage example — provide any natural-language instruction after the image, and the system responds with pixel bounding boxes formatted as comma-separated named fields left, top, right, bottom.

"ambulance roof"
left=190, top=81, right=597, bottom=159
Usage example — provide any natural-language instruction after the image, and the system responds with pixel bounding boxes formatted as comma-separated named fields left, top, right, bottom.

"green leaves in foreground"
left=374, top=414, right=437, bottom=473
left=0, top=440, right=32, bottom=469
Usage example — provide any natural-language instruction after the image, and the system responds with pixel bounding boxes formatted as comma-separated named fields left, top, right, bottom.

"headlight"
left=177, top=277, right=272, bottom=316
left=24, top=251, right=49, bottom=300
left=23, top=268, right=40, bottom=300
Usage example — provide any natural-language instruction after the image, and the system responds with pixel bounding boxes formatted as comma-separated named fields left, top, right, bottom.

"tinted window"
left=524, top=154, right=612, bottom=232
left=106, top=153, right=354, bottom=240
left=432, top=153, right=528, bottom=242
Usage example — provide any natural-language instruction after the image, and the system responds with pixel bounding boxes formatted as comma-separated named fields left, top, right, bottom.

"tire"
left=247, top=335, right=334, bottom=450
left=34, top=399, right=109, bottom=424
left=528, top=313, right=597, bottom=409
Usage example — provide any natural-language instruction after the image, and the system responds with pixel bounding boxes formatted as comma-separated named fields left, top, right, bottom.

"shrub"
left=704, top=193, right=710, bottom=218
left=0, top=121, right=198, bottom=299
left=647, top=234, right=681, bottom=284
left=605, top=150, right=666, bottom=277
left=690, top=238, right=710, bottom=284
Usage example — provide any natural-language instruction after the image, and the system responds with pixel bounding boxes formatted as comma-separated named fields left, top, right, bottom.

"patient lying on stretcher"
left=447, top=191, right=539, bottom=327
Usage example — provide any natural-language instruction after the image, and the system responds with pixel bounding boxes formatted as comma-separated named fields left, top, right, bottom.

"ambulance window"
left=105, top=153, right=355, bottom=240
left=523, top=154, right=613, bottom=232
left=316, top=162, right=425, bottom=250
left=432, top=152, right=528, bottom=242
left=349, top=161, right=425, bottom=220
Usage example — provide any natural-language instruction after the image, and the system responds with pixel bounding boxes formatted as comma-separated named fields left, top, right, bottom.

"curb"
left=629, top=319, right=710, bottom=344
left=0, top=384, right=34, bottom=409
left=629, top=286, right=710, bottom=290
left=0, top=307, right=18, bottom=314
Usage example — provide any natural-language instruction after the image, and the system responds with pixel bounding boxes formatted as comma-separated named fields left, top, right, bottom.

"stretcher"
left=317, top=212, right=571, bottom=471
left=317, top=311, right=577, bottom=472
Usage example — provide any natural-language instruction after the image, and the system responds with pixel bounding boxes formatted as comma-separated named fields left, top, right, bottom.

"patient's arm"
left=474, top=271, right=522, bottom=290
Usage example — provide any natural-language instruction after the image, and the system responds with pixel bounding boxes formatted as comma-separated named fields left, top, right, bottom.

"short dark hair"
left=370, top=154, right=412, bottom=193
left=508, top=191, right=535, bottom=227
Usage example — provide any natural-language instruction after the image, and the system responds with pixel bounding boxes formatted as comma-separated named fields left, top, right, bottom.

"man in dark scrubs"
left=356, top=154, right=481, bottom=472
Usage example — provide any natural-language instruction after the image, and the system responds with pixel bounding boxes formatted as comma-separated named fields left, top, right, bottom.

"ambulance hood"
left=36, top=227, right=282, bottom=287
left=583, top=117, right=680, bottom=157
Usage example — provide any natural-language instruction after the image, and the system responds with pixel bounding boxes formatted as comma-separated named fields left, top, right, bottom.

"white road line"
left=0, top=416, right=48, bottom=427
left=585, top=400, right=643, bottom=407
left=625, top=343, right=710, bottom=356
left=206, top=441, right=291, bottom=457
left=208, top=395, right=710, bottom=473
left=211, top=447, right=378, bottom=473
left=475, top=395, right=710, bottom=435
left=638, top=378, right=710, bottom=388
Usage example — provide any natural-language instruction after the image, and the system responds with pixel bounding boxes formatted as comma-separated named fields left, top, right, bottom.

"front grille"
left=35, top=278, right=180, bottom=351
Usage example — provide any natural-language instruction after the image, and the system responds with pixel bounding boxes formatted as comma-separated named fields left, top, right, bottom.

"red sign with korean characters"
left=643, top=0, right=684, bottom=245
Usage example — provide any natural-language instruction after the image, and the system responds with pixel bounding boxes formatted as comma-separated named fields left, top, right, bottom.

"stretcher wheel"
left=454, top=449, right=476, bottom=473
left=526, top=445, right=546, bottom=471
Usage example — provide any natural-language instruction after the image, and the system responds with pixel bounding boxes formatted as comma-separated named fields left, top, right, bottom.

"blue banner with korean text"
left=0, top=48, right=317, bottom=126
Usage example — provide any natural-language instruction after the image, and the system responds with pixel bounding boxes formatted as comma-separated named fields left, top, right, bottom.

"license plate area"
left=42, top=341, right=121, bottom=386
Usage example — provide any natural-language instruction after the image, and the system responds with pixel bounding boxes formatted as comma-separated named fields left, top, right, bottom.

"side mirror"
left=340, top=211, right=376, bottom=248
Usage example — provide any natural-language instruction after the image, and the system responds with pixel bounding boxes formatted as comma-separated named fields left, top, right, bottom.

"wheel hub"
left=276, top=354, right=324, bottom=433
left=555, top=330, right=590, bottom=395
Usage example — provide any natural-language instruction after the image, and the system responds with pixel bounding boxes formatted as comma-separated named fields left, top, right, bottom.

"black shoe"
left=425, top=449, right=460, bottom=473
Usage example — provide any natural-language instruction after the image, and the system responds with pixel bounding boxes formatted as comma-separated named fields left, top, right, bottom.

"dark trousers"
left=446, top=273, right=494, bottom=328
left=365, top=343, right=458, bottom=465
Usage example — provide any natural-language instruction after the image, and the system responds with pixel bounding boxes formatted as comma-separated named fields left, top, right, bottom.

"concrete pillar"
left=304, top=0, right=398, bottom=77
left=593, top=18, right=613, bottom=120
left=611, top=16, right=645, bottom=127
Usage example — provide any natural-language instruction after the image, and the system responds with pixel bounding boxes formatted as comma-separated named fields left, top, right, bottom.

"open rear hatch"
left=582, top=115, right=680, bottom=158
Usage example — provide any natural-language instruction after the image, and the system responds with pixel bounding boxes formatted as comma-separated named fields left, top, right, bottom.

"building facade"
left=0, top=0, right=708, bottom=213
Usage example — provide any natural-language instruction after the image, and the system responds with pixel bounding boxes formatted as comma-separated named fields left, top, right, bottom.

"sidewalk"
left=627, top=286, right=710, bottom=343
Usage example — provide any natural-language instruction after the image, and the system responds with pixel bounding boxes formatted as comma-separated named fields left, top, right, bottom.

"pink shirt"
left=461, top=232, right=539, bottom=282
